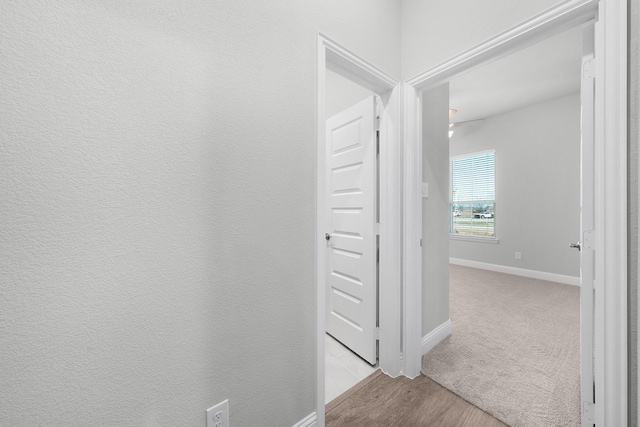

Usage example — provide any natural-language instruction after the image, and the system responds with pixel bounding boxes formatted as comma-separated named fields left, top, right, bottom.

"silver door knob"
left=570, top=242, right=581, bottom=251
left=325, top=233, right=331, bottom=241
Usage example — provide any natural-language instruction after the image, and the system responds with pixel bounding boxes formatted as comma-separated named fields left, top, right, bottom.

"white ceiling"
left=449, top=25, right=583, bottom=123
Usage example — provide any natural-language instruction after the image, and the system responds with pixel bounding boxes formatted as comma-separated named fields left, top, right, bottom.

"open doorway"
left=317, top=2, right=626, bottom=425
left=315, top=33, right=403, bottom=426
left=417, top=18, right=594, bottom=427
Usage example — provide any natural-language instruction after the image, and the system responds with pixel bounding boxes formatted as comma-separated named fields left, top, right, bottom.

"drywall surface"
left=0, top=1, right=399, bottom=426
left=449, top=93, right=581, bottom=278
left=422, top=84, right=450, bottom=336
left=326, top=69, right=374, bottom=118
left=400, top=0, right=564, bottom=79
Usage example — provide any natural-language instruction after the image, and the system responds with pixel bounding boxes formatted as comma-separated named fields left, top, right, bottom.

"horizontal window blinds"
left=451, top=151, right=495, bottom=202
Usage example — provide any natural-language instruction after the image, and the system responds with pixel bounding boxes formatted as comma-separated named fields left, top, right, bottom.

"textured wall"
left=450, top=93, right=581, bottom=277
left=421, top=84, right=450, bottom=335
left=0, top=1, right=399, bottom=426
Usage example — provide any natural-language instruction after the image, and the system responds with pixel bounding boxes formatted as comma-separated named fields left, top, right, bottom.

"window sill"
left=449, top=234, right=500, bottom=244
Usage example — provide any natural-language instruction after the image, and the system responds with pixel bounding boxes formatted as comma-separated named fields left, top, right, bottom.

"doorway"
left=443, top=26, right=584, bottom=424
left=316, top=2, right=626, bottom=425
left=404, top=1, right=627, bottom=425
left=316, top=33, right=403, bottom=426
left=324, top=75, right=379, bottom=402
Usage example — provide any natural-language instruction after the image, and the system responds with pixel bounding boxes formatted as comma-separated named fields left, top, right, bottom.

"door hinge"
left=582, top=401, right=595, bottom=424
left=375, top=223, right=381, bottom=235
left=419, top=238, right=422, bottom=247
left=375, top=327, right=380, bottom=340
left=583, top=230, right=595, bottom=251
left=583, top=58, right=596, bottom=79
left=375, top=96, right=382, bottom=130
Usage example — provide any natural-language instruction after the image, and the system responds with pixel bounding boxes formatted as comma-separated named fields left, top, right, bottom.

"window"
left=450, top=150, right=495, bottom=238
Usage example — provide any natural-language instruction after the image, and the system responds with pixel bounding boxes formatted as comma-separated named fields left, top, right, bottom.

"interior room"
left=420, top=26, right=585, bottom=426
left=1, top=1, right=634, bottom=427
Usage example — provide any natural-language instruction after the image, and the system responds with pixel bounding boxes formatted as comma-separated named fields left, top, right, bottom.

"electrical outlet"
left=515, top=252, right=522, bottom=260
left=207, top=399, right=229, bottom=427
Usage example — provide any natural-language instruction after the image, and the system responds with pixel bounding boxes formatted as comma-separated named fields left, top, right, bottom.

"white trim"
left=315, top=35, right=327, bottom=427
left=422, top=320, right=452, bottom=355
left=449, top=258, right=580, bottom=287
left=402, top=83, right=422, bottom=379
left=321, top=33, right=398, bottom=95
left=316, top=33, right=402, bottom=427
left=449, top=235, right=499, bottom=244
left=292, top=412, right=316, bottom=427
left=406, top=0, right=598, bottom=91
left=378, top=81, right=403, bottom=378
left=450, top=148, right=495, bottom=160
left=593, top=1, right=627, bottom=425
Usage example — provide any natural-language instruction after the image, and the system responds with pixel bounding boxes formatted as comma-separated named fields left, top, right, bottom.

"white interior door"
left=578, top=23, right=595, bottom=427
left=325, top=95, right=378, bottom=365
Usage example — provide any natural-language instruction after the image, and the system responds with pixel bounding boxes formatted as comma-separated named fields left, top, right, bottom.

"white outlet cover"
left=207, top=399, right=229, bottom=427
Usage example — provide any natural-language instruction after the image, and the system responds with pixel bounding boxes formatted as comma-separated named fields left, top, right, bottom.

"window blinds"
left=451, top=151, right=495, bottom=203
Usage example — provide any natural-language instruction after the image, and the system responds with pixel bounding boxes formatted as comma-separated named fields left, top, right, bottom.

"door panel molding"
left=325, top=96, right=378, bottom=365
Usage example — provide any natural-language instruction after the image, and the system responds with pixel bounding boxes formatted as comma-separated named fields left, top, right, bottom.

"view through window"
left=450, top=150, right=495, bottom=238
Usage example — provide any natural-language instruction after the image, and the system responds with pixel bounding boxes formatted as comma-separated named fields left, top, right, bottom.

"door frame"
left=316, top=33, right=402, bottom=425
left=403, top=0, right=627, bottom=424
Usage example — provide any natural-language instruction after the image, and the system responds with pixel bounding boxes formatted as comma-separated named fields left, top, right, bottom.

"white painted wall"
left=400, top=0, right=565, bottom=79
left=449, top=93, right=581, bottom=277
left=0, top=1, right=399, bottom=426
left=422, top=84, right=451, bottom=335
left=325, top=69, right=374, bottom=118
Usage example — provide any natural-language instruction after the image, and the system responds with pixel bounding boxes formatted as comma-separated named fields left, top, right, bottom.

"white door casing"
left=325, top=96, right=378, bottom=365
left=579, top=22, right=595, bottom=427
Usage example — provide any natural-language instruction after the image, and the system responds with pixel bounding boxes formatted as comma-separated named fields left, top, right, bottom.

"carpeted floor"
left=422, top=265, right=581, bottom=427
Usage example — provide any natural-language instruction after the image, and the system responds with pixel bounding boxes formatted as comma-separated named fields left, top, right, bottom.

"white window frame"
left=449, top=149, right=497, bottom=241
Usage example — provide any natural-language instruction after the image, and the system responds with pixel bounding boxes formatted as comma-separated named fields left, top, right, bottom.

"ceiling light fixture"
left=449, top=109, right=457, bottom=138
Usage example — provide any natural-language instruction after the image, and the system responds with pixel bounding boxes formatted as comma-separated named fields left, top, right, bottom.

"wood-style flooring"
left=326, top=370, right=507, bottom=427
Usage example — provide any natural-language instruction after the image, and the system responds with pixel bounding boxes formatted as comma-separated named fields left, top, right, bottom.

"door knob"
left=570, top=241, right=581, bottom=251
left=325, top=233, right=331, bottom=241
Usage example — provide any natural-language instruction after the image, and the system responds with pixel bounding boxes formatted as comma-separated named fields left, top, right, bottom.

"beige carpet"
left=422, top=265, right=581, bottom=427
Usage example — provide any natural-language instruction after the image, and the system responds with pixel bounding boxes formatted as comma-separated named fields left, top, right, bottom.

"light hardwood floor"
left=326, top=370, right=507, bottom=427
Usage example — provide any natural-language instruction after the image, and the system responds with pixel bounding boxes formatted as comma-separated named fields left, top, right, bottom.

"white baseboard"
left=422, top=319, right=452, bottom=355
left=449, top=258, right=580, bottom=286
left=293, top=412, right=316, bottom=427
